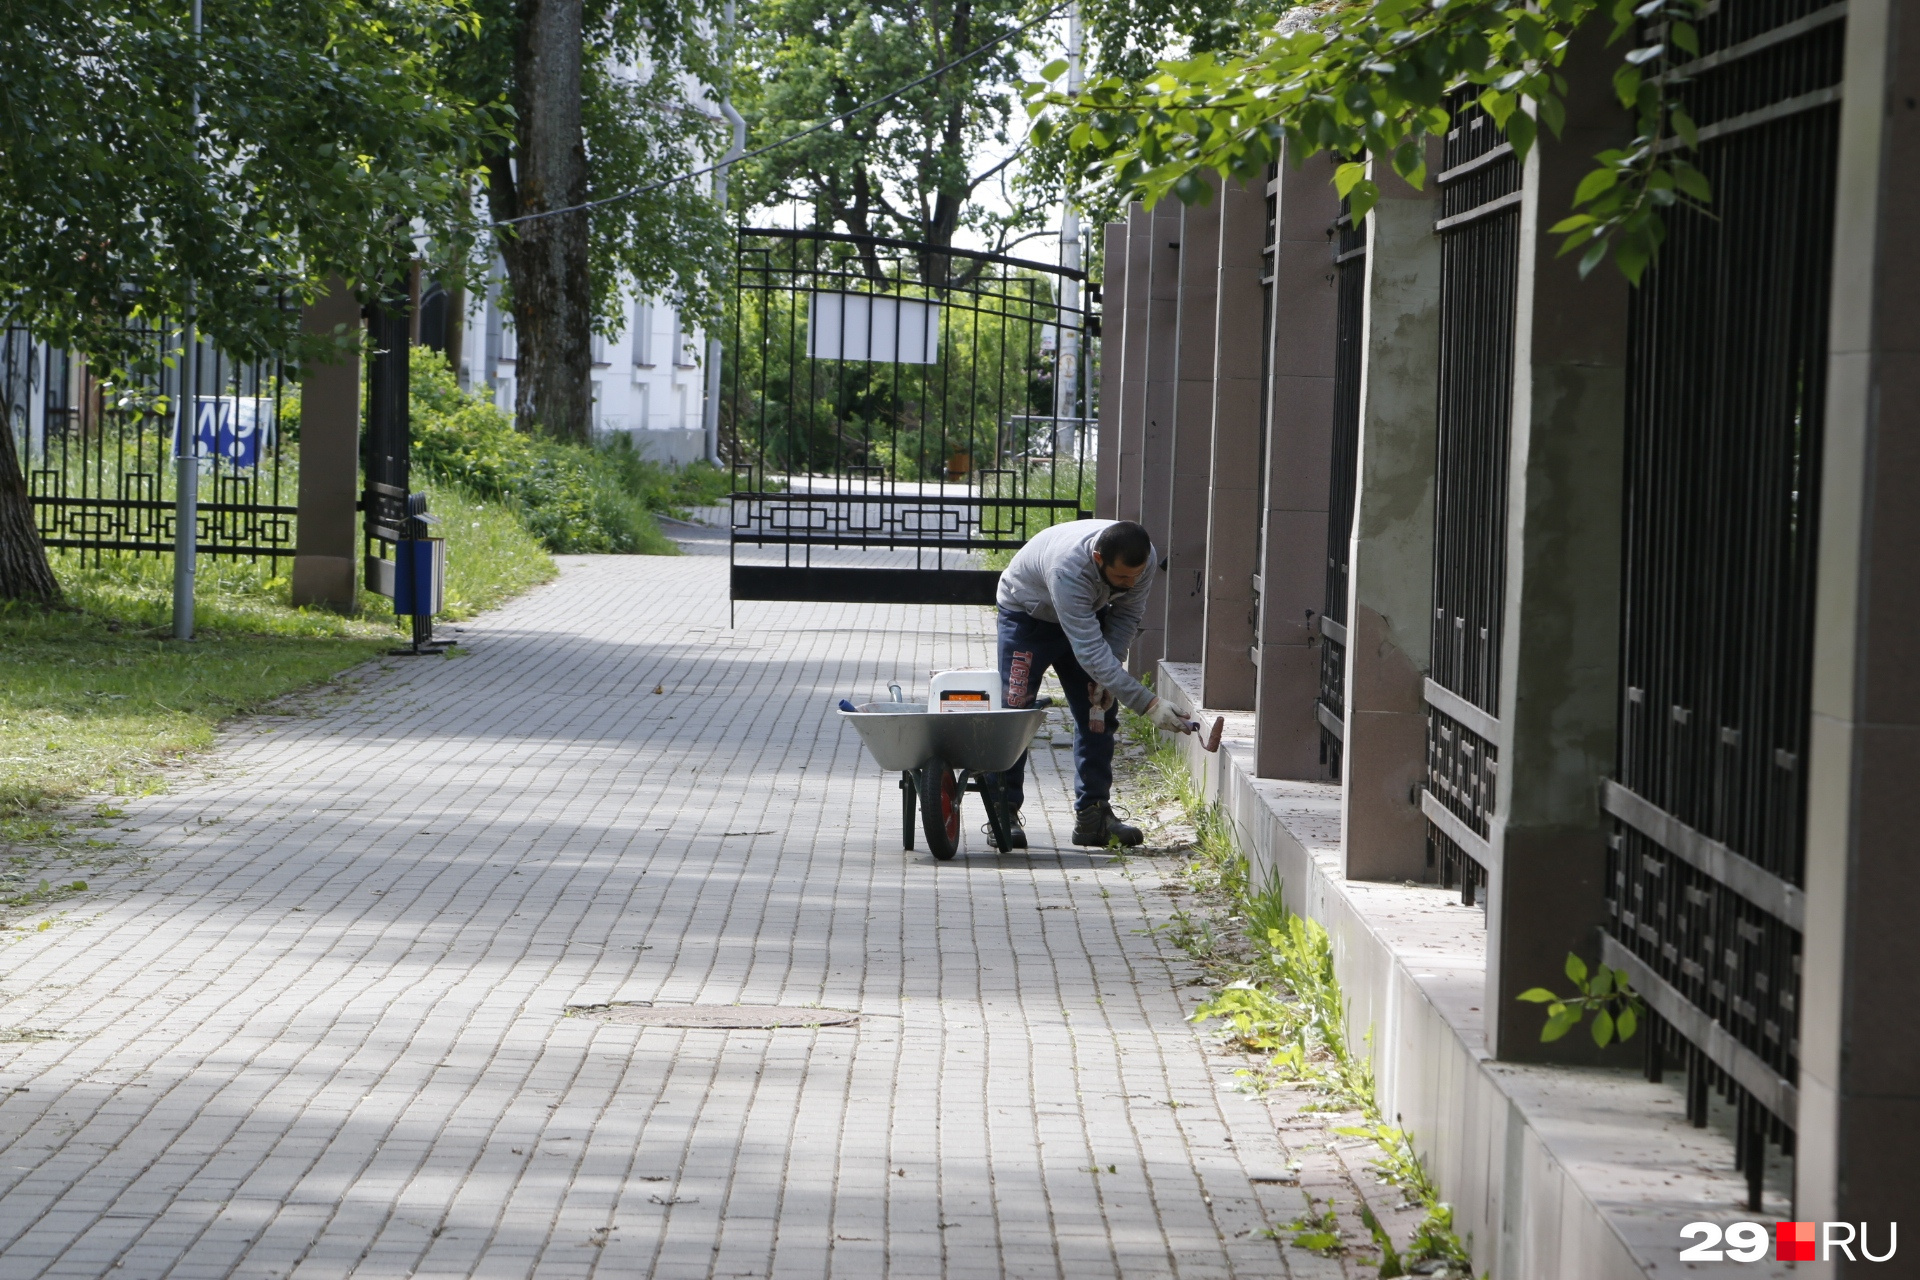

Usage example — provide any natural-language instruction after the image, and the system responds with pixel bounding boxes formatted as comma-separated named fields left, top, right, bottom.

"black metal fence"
left=1254, top=169, right=1280, bottom=682
left=3, top=325, right=295, bottom=562
left=1423, top=92, right=1522, bottom=901
left=725, top=228, right=1094, bottom=606
left=362, top=286, right=412, bottom=594
left=1605, top=0, right=1843, bottom=1210
left=1317, top=205, right=1366, bottom=780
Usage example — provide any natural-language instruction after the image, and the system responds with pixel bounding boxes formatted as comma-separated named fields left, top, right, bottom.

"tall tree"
left=1017, top=0, right=1285, bottom=234
left=0, top=0, right=489, bottom=600
left=453, top=0, right=730, bottom=440
left=1034, top=0, right=1713, bottom=281
left=733, top=0, right=1050, bottom=281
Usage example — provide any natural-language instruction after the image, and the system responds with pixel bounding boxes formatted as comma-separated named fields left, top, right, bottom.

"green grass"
left=420, top=479, right=558, bottom=618
left=1, top=479, right=555, bottom=851
left=0, top=573, right=389, bottom=848
left=1116, top=708, right=1475, bottom=1278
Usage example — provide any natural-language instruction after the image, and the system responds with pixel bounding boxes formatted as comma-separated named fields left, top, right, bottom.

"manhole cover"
left=566, top=1003, right=859, bottom=1029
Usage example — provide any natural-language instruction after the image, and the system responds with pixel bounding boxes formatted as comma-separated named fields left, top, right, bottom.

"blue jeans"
left=997, top=608, right=1114, bottom=812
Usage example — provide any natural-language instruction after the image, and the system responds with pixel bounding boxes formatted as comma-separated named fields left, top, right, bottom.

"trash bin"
left=393, top=536, right=445, bottom=618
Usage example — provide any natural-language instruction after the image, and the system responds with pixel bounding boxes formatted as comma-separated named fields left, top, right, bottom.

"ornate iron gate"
left=1422, top=92, right=1522, bottom=905
left=3, top=324, right=295, bottom=562
left=725, top=228, right=1095, bottom=605
left=1605, top=0, right=1844, bottom=1209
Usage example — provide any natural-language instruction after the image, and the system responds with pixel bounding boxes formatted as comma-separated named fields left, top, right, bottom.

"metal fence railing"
left=3, top=325, right=296, bottom=564
left=1421, top=90, right=1523, bottom=901
left=1317, top=199, right=1367, bottom=782
left=1606, top=0, right=1845, bottom=1209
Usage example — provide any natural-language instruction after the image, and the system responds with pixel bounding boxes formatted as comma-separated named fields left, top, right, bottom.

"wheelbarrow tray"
left=839, top=702, right=1047, bottom=773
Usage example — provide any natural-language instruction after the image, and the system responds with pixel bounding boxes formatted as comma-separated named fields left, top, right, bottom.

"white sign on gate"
left=806, top=292, right=941, bottom=365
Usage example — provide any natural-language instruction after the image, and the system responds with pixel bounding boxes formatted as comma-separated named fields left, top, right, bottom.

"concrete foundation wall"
left=1159, top=662, right=1800, bottom=1280
left=620, top=427, right=707, bottom=469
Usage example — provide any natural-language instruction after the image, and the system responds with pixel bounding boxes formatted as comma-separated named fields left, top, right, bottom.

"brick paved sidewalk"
left=0, top=555, right=1339, bottom=1279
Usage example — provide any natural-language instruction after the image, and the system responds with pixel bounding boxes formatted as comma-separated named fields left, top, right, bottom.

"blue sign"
left=187, top=396, right=274, bottom=468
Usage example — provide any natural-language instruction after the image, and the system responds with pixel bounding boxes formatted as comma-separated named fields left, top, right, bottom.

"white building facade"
left=461, top=269, right=711, bottom=467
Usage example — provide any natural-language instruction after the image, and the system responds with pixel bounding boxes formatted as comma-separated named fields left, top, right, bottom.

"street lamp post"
left=702, top=0, right=748, bottom=471
left=1054, top=3, right=1084, bottom=449
left=171, top=0, right=204, bottom=641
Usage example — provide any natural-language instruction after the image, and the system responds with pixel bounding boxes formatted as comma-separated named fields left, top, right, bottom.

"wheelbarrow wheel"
left=900, top=772, right=916, bottom=851
left=919, top=759, right=962, bottom=860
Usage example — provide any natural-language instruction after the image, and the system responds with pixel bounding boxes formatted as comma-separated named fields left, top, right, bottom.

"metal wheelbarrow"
left=839, top=691, right=1049, bottom=860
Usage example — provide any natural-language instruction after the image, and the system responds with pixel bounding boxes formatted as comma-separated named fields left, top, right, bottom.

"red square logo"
left=1777, top=1221, right=1816, bottom=1262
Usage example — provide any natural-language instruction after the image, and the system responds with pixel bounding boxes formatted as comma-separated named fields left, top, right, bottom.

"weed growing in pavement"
left=1265, top=1195, right=1343, bottom=1253
left=1117, top=706, right=1475, bottom=1278
left=1359, top=1202, right=1405, bottom=1276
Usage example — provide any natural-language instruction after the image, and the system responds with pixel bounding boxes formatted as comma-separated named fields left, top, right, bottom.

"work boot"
left=1008, top=809, right=1028, bottom=850
left=1072, top=801, right=1142, bottom=848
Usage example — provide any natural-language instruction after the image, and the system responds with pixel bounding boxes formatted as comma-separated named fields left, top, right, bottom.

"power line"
left=490, top=0, right=1069, bottom=230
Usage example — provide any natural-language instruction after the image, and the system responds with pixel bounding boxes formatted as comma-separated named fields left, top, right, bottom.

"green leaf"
left=1578, top=238, right=1611, bottom=277
left=1505, top=110, right=1537, bottom=161
left=1573, top=168, right=1618, bottom=205
left=1040, top=59, right=1070, bottom=82
left=1538, top=94, right=1567, bottom=139
left=1615, top=1004, right=1639, bottom=1042
left=1173, top=172, right=1213, bottom=204
left=1671, top=106, right=1701, bottom=149
left=1550, top=213, right=1598, bottom=234
left=1345, top=179, right=1382, bottom=223
left=1333, top=161, right=1368, bottom=199
left=1592, top=1008, right=1616, bottom=1048
left=1615, top=236, right=1652, bottom=284
left=1670, top=21, right=1699, bottom=54
left=1589, top=967, right=1614, bottom=999
left=1672, top=163, right=1711, bottom=203
left=1564, top=952, right=1589, bottom=986
left=1540, top=1010, right=1579, bottom=1042
left=1516, top=987, right=1560, bottom=1003
left=1612, top=64, right=1643, bottom=109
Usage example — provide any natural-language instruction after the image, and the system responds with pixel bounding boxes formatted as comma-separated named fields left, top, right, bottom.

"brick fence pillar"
left=291, top=277, right=362, bottom=612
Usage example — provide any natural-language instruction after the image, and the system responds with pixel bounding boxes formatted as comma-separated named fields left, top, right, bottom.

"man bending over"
left=995, top=518, right=1192, bottom=847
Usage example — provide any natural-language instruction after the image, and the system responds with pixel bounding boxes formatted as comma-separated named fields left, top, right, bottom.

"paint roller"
left=1185, top=715, right=1225, bottom=753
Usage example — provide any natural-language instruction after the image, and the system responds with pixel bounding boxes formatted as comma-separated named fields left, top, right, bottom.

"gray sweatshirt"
left=995, top=519, right=1159, bottom=714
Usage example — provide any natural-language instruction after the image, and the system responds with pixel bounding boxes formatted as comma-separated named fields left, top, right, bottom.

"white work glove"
left=1146, top=697, right=1189, bottom=733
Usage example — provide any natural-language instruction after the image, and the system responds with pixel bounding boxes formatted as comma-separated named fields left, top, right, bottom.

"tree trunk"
left=491, top=0, right=593, bottom=443
left=445, top=284, right=467, bottom=386
left=0, top=418, right=59, bottom=602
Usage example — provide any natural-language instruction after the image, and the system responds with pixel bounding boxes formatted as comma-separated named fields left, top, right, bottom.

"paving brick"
left=0, top=554, right=1342, bottom=1278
